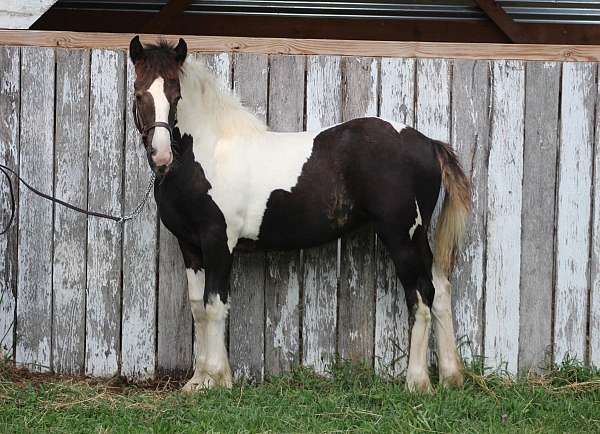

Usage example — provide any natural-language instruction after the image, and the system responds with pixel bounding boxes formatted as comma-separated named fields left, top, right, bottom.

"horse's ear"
left=129, top=35, right=144, bottom=63
left=175, top=38, right=187, bottom=65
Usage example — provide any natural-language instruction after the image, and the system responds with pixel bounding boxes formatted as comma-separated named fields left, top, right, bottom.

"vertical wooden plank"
left=229, top=53, right=268, bottom=382
left=338, top=57, right=377, bottom=364
left=416, top=58, right=451, bottom=365
left=85, top=49, right=125, bottom=377
left=264, top=54, right=304, bottom=376
left=202, top=52, right=232, bottom=89
left=0, top=47, right=19, bottom=359
left=416, top=59, right=451, bottom=143
left=519, top=61, right=560, bottom=372
left=15, top=47, right=54, bottom=372
left=485, top=60, right=525, bottom=374
left=303, top=55, right=341, bottom=374
left=52, top=48, right=89, bottom=374
left=450, top=60, right=490, bottom=362
left=157, top=225, right=191, bottom=377
left=554, top=62, right=595, bottom=364
left=375, top=58, right=415, bottom=376
left=591, top=64, right=600, bottom=367
left=121, top=56, right=158, bottom=380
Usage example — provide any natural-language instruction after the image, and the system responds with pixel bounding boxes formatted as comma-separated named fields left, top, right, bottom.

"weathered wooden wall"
left=1, top=45, right=599, bottom=380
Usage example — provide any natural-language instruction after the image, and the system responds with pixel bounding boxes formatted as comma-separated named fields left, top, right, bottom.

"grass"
left=1, top=358, right=599, bottom=433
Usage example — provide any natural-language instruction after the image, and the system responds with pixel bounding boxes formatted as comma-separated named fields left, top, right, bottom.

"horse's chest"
left=200, top=136, right=314, bottom=249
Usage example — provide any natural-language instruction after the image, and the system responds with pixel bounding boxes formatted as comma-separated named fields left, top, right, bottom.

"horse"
left=129, top=36, right=471, bottom=392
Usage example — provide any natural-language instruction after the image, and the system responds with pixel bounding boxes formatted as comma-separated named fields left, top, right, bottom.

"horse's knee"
left=186, top=268, right=206, bottom=320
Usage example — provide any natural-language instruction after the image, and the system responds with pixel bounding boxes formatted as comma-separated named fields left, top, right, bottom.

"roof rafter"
left=473, top=0, right=529, bottom=43
left=142, top=0, right=193, bottom=34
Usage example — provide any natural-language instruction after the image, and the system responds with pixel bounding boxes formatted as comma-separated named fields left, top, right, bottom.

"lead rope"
left=0, top=163, right=155, bottom=235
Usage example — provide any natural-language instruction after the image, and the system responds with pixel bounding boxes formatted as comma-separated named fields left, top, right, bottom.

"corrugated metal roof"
left=54, top=0, right=600, bottom=24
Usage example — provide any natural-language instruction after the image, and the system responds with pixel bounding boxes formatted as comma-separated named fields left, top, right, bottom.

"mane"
left=179, top=59, right=268, bottom=138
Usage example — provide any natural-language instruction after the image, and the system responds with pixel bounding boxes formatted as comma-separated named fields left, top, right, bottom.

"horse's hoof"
left=440, top=370, right=464, bottom=388
left=406, top=371, right=433, bottom=393
left=182, top=374, right=213, bottom=392
left=182, top=371, right=232, bottom=392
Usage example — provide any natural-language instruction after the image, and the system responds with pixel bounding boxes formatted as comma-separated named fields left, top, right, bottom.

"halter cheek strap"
left=133, top=100, right=174, bottom=143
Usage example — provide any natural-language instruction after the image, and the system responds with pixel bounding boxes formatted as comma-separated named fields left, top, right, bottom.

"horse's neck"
left=178, top=62, right=268, bottom=177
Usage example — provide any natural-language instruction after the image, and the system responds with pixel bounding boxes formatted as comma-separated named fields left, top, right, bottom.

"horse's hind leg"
left=378, top=219, right=463, bottom=390
left=376, top=224, right=434, bottom=392
left=431, top=265, right=464, bottom=387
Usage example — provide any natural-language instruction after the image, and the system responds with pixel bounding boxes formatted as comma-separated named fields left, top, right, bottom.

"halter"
left=133, top=99, right=174, bottom=143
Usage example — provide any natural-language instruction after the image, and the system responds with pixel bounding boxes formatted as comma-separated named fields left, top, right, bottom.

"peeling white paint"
left=85, top=49, right=125, bottom=377
left=484, top=60, right=525, bottom=374
left=554, top=62, right=594, bottom=364
left=302, top=55, right=341, bottom=375
left=0, top=47, right=19, bottom=360
left=121, top=58, right=158, bottom=380
left=15, top=47, right=54, bottom=373
left=375, top=57, right=414, bottom=377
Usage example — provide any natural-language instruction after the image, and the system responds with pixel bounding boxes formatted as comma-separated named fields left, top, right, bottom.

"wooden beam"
left=142, top=0, right=192, bottom=34
left=32, top=8, right=600, bottom=45
left=473, top=0, right=527, bottom=43
left=33, top=10, right=510, bottom=43
left=1, top=30, right=600, bottom=61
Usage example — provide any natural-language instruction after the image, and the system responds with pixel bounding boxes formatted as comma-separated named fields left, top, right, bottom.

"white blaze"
left=147, top=77, right=173, bottom=166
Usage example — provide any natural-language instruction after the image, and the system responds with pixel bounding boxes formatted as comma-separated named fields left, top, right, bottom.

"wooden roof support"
left=473, top=0, right=529, bottom=43
left=2, top=30, right=600, bottom=62
left=142, top=0, right=193, bottom=34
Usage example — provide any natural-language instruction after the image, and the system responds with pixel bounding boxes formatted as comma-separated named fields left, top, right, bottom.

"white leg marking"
left=184, top=269, right=207, bottom=390
left=183, top=270, right=232, bottom=391
left=406, top=292, right=432, bottom=392
left=202, top=294, right=232, bottom=387
left=147, top=77, right=173, bottom=166
left=431, top=265, right=464, bottom=387
left=409, top=199, right=423, bottom=240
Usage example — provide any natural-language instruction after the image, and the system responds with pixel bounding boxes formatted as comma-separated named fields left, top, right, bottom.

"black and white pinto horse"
left=129, top=36, right=471, bottom=392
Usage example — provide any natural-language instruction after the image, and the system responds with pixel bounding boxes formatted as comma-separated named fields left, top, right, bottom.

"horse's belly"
left=254, top=186, right=367, bottom=250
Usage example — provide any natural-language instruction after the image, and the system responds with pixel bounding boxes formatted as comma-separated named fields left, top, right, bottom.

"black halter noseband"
left=133, top=100, right=174, bottom=143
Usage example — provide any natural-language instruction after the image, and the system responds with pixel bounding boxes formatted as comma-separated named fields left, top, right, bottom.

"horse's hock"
left=1, top=36, right=599, bottom=380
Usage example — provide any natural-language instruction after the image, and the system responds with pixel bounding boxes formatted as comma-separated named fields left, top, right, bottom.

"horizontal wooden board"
left=1, top=30, right=600, bottom=61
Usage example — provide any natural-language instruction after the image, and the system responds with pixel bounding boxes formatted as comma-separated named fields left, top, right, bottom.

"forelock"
left=135, top=40, right=182, bottom=82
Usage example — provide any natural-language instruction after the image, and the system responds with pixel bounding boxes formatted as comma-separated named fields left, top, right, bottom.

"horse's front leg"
left=180, top=240, right=233, bottom=391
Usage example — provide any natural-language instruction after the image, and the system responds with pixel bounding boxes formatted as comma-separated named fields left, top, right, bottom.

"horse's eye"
left=135, top=92, right=143, bottom=101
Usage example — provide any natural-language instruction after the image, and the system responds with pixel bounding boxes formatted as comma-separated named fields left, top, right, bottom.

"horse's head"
left=129, top=35, right=187, bottom=172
